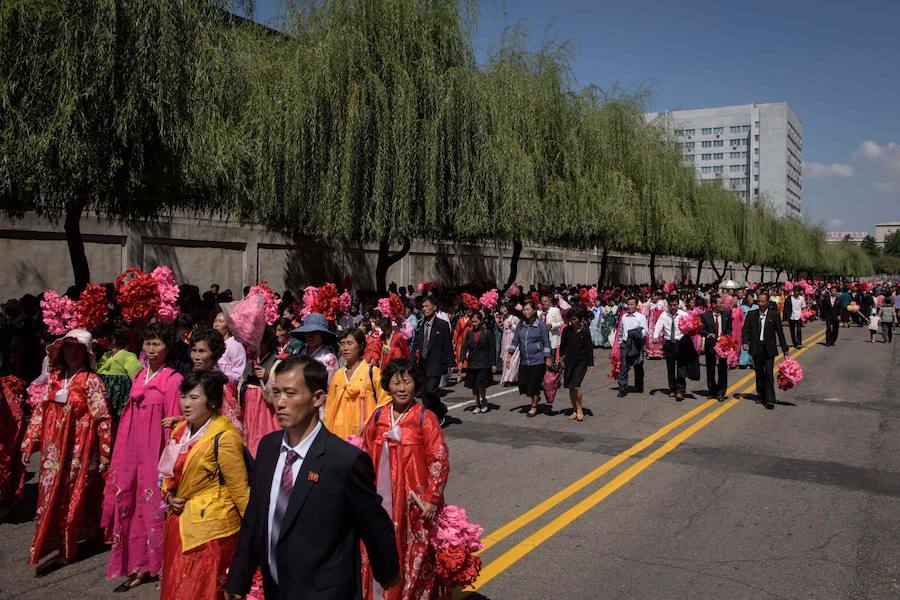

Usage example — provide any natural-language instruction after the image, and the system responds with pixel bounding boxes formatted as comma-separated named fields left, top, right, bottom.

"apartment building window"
left=674, top=129, right=683, bottom=136
left=684, top=129, right=695, bottom=136
left=754, top=134, right=759, bottom=141
left=730, top=126, right=741, bottom=133
left=754, top=161, right=759, bottom=168
left=730, top=165, right=743, bottom=172
left=713, top=153, right=723, bottom=159
left=701, top=141, right=712, bottom=148
left=701, top=166, right=712, bottom=173
left=685, top=142, right=695, bottom=150
left=754, top=174, right=759, bottom=181
left=712, top=140, right=723, bottom=147
left=684, top=155, right=694, bottom=162
left=729, top=152, right=740, bottom=159
left=713, top=127, right=723, bottom=134
left=712, top=165, right=723, bottom=174
left=702, top=127, right=712, bottom=135
left=742, top=125, right=751, bottom=132
left=754, top=148, right=759, bottom=156
left=701, top=153, right=711, bottom=160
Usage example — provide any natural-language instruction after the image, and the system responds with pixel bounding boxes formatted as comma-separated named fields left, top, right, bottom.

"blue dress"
left=739, top=303, right=757, bottom=366
left=590, top=306, right=604, bottom=347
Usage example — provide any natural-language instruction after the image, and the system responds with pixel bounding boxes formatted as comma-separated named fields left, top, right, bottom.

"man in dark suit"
left=226, top=357, right=399, bottom=600
left=700, top=294, right=733, bottom=402
left=413, top=295, right=453, bottom=424
left=818, top=286, right=841, bottom=346
left=742, top=291, right=790, bottom=410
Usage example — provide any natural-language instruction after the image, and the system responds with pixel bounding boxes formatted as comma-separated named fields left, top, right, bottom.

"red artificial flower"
left=714, top=334, right=739, bottom=359
left=310, top=282, right=340, bottom=322
left=74, top=283, right=109, bottom=332
left=530, top=291, right=540, bottom=306
left=608, top=355, right=621, bottom=380
left=579, top=287, right=591, bottom=307
left=115, top=268, right=160, bottom=324
left=0, top=374, right=26, bottom=401
left=461, top=293, right=480, bottom=312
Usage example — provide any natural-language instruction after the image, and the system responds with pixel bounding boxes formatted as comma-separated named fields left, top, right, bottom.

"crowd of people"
left=0, top=272, right=897, bottom=599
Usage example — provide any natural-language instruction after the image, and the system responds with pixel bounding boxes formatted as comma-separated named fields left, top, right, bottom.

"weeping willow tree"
left=0, top=0, right=253, bottom=289
left=690, top=181, right=744, bottom=283
left=231, top=0, right=486, bottom=291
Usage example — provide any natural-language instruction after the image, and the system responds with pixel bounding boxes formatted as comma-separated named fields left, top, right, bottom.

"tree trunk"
left=503, top=239, right=524, bottom=293
left=649, top=253, right=657, bottom=289
left=743, top=263, right=752, bottom=282
left=759, top=266, right=765, bottom=282
left=375, top=238, right=411, bottom=294
left=774, top=268, right=783, bottom=283
left=64, top=198, right=90, bottom=291
left=696, top=259, right=704, bottom=285
left=711, top=260, right=729, bottom=284
left=598, top=246, right=609, bottom=289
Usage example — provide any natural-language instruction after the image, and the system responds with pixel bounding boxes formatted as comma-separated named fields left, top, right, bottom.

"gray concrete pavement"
left=1, top=324, right=897, bottom=599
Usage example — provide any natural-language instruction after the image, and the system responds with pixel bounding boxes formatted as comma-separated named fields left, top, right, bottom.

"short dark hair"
left=107, top=322, right=131, bottom=349
left=339, top=328, right=367, bottom=350
left=274, top=355, right=328, bottom=394
left=274, top=317, right=294, bottom=332
left=667, top=294, right=680, bottom=303
left=175, top=313, right=194, bottom=331
left=191, top=328, right=226, bottom=362
left=381, top=358, right=419, bottom=392
left=522, top=299, right=537, bottom=311
left=421, top=295, right=437, bottom=307
left=757, top=290, right=770, bottom=300
left=709, top=294, right=721, bottom=305
left=625, top=296, right=638, bottom=304
left=180, top=370, right=227, bottom=410
left=143, top=322, right=175, bottom=351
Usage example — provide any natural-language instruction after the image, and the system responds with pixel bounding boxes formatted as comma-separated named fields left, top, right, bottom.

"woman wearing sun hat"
left=20, top=328, right=112, bottom=574
left=289, top=312, right=339, bottom=385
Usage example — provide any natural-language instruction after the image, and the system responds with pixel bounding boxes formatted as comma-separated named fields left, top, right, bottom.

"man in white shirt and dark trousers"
left=653, top=294, right=700, bottom=402
left=617, top=296, right=648, bottom=397
left=783, top=286, right=806, bottom=349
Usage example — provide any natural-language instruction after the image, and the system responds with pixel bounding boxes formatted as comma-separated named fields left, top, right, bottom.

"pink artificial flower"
left=151, top=266, right=181, bottom=324
left=40, top=290, right=78, bottom=335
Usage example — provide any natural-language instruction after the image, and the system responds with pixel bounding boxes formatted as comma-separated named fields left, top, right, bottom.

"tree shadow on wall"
left=282, top=239, right=375, bottom=291
left=432, top=243, right=495, bottom=287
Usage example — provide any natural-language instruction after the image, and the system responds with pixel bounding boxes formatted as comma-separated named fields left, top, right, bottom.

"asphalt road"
left=1, top=323, right=897, bottom=600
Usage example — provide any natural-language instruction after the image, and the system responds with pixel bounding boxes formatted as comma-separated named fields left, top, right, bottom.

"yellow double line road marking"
left=461, top=326, right=826, bottom=594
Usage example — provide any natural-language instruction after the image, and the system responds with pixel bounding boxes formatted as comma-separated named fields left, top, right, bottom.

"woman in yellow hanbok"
left=324, top=329, right=391, bottom=440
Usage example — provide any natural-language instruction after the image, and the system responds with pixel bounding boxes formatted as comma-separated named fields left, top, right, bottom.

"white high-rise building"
left=645, top=102, right=803, bottom=220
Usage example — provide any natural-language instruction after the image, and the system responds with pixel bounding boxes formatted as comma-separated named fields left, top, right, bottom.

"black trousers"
left=664, top=341, right=686, bottom=394
left=704, top=350, right=728, bottom=396
left=883, top=323, right=894, bottom=343
left=617, top=352, right=644, bottom=393
left=788, top=319, right=803, bottom=346
left=421, top=375, right=448, bottom=420
left=752, top=353, right=776, bottom=405
left=825, top=318, right=840, bottom=345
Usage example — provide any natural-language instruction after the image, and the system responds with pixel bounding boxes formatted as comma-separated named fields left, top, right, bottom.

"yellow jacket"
left=323, top=363, right=391, bottom=440
left=166, top=415, right=250, bottom=551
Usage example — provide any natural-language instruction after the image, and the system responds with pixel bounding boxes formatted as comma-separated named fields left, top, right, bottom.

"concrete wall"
left=0, top=213, right=754, bottom=297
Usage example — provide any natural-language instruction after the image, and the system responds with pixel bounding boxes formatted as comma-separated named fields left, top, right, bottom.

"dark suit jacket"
left=819, top=295, right=841, bottom=321
left=742, top=307, right=789, bottom=359
left=414, top=316, right=453, bottom=377
left=226, top=428, right=399, bottom=600
left=700, top=311, right=733, bottom=354
left=459, top=328, right=497, bottom=369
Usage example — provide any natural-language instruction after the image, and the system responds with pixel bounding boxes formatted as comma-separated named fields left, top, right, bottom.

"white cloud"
left=824, top=218, right=843, bottom=229
left=855, top=140, right=900, bottom=177
left=805, top=162, right=854, bottom=179
left=873, top=181, right=898, bottom=194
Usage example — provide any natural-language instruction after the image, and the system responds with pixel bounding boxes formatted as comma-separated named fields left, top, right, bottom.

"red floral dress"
left=361, top=403, right=451, bottom=600
left=20, top=371, right=112, bottom=564
left=0, top=375, right=27, bottom=501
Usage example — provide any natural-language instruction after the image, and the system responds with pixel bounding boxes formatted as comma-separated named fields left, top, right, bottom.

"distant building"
left=825, top=231, right=868, bottom=244
left=645, top=102, right=803, bottom=220
left=874, top=222, right=900, bottom=247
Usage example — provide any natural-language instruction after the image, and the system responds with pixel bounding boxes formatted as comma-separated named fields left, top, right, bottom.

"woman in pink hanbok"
left=729, top=304, right=745, bottom=368
left=102, top=323, right=182, bottom=591
left=644, top=293, right=666, bottom=359
left=499, top=305, right=520, bottom=385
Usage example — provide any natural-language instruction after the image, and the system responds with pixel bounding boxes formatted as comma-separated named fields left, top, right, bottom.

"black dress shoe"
left=617, top=390, right=627, bottom=398
left=764, top=402, right=775, bottom=410
left=675, top=393, right=684, bottom=402
left=717, top=393, right=725, bottom=402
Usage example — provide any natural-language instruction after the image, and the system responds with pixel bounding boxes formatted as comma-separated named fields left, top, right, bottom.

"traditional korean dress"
left=20, top=370, right=112, bottom=564
left=239, top=352, right=279, bottom=458
left=589, top=305, right=604, bottom=347
left=102, top=366, right=182, bottom=578
left=361, top=403, right=450, bottom=600
left=324, top=362, right=391, bottom=440
left=0, top=375, right=27, bottom=502
left=500, top=315, right=521, bottom=385
left=96, top=349, right=142, bottom=420
left=644, top=302, right=666, bottom=359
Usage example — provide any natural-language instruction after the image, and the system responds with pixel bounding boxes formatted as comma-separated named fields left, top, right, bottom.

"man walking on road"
left=701, top=294, right=732, bottom=401
left=653, top=294, right=699, bottom=402
left=819, top=286, right=841, bottom=346
left=742, top=291, right=790, bottom=410
left=784, top=286, right=806, bottom=349
left=413, top=295, right=453, bottom=424
left=617, top=296, right=647, bottom=397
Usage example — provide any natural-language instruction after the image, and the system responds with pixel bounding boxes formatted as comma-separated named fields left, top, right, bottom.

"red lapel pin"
left=308, top=471, right=319, bottom=482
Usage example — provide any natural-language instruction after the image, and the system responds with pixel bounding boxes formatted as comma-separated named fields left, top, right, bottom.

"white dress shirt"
left=544, top=307, right=564, bottom=350
left=789, top=296, right=805, bottom=320
left=654, top=309, right=689, bottom=342
left=758, top=309, right=769, bottom=342
left=619, top=311, right=648, bottom=345
left=267, top=421, right=323, bottom=584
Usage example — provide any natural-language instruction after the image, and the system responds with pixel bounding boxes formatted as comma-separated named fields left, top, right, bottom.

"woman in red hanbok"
left=0, top=374, right=27, bottom=507
left=19, top=329, right=112, bottom=573
left=378, top=318, right=411, bottom=371
left=452, top=312, right=473, bottom=368
left=644, top=294, right=666, bottom=359
left=361, top=359, right=450, bottom=600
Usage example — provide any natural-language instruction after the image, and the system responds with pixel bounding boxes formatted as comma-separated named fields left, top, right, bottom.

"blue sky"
left=253, top=0, right=900, bottom=233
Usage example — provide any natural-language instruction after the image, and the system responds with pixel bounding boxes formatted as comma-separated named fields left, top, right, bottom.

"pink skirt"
left=242, top=386, right=279, bottom=458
